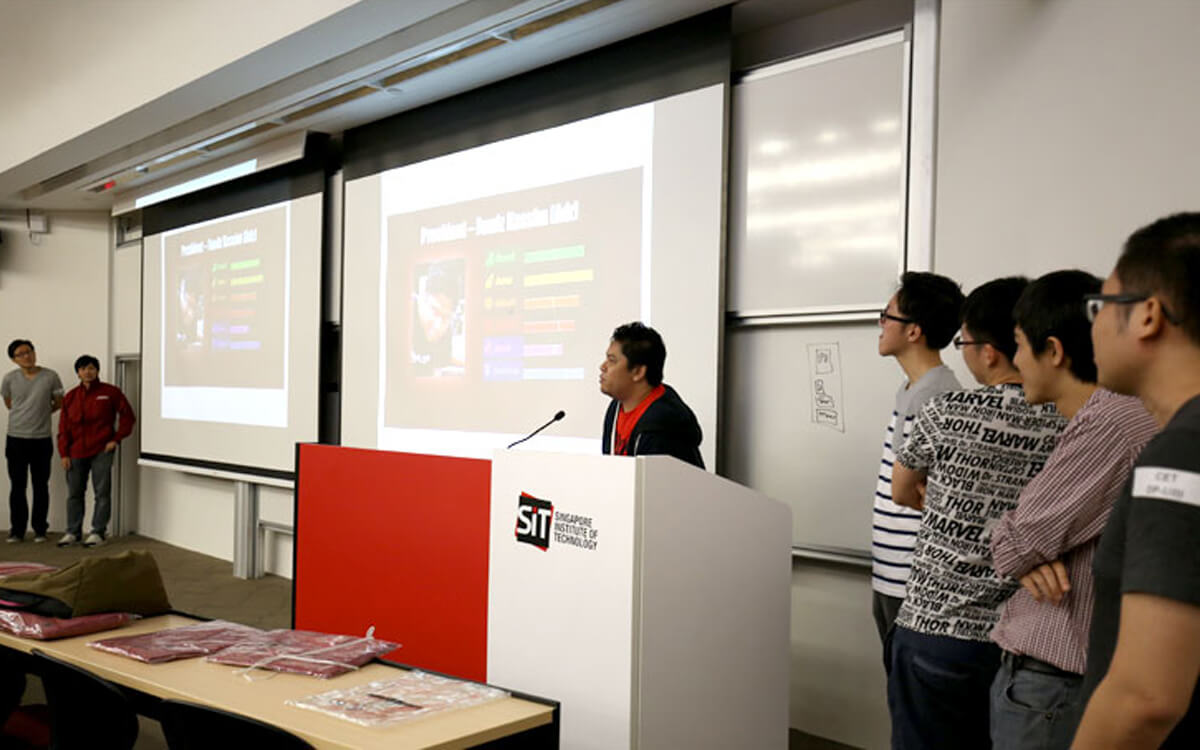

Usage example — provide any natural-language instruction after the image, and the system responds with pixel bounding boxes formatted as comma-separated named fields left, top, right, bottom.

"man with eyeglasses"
left=870, top=272, right=965, bottom=649
left=1, top=339, right=64, bottom=543
left=1062, top=213, right=1200, bottom=749
left=886, top=277, right=1068, bottom=750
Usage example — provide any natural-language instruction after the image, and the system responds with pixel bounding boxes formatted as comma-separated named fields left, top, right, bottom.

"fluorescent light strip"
left=135, top=159, right=258, bottom=209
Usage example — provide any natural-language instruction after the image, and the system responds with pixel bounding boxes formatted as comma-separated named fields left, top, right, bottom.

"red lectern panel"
left=294, top=444, right=491, bottom=681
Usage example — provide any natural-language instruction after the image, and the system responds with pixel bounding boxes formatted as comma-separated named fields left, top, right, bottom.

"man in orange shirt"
left=599, top=322, right=703, bottom=469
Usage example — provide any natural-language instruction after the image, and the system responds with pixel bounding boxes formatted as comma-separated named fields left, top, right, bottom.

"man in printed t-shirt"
left=988, top=271, right=1157, bottom=750
left=887, top=277, right=1067, bottom=750
left=870, top=272, right=965, bottom=647
left=1069, top=213, right=1200, bottom=749
left=599, top=322, right=703, bottom=469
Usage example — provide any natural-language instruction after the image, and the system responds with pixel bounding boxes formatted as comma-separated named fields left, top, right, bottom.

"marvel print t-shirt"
left=894, top=383, right=1066, bottom=641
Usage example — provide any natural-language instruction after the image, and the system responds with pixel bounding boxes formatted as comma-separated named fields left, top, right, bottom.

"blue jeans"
left=65, top=450, right=114, bottom=537
left=990, top=652, right=1085, bottom=750
left=887, top=625, right=1000, bottom=750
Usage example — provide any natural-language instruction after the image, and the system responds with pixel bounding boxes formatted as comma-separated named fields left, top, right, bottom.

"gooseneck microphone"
left=507, top=410, right=566, bottom=449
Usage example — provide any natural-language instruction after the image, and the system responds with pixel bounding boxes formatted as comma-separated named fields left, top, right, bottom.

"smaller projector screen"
left=141, top=191, right=322, bottom=474
left=342, top=84, right=724, bottom=464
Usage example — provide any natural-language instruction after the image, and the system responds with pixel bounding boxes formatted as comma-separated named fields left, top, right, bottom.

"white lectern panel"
left=488, top=451, right=639, bottom=750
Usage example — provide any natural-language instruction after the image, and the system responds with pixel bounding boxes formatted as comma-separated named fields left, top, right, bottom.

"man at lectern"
left=599, top=322, right=704, bottom=469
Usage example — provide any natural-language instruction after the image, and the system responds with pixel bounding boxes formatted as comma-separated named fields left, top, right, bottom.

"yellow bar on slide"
left=524, top=269, right=594, bottom=287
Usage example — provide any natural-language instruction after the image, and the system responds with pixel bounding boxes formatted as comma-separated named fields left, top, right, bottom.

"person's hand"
left=1020, top=560, right=1071, bottom=604
left=61, top=457, right=71, bottom=470
left=915, top=481, right=927, bottom=511
left=105, top=441, right=117, bottom=453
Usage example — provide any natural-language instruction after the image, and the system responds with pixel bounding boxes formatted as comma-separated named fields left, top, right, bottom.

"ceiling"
left=0, top=0, right=868, bottom=213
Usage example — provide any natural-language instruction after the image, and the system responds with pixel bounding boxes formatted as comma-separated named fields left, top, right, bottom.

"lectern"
left=487, top=451, right=791, bottom=750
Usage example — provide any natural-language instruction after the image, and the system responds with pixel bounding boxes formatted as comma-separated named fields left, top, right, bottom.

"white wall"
left=788, top=2, right=1200, bottom=748
left=0, top=212, right=110, bottom=534
left=791, top=562, right=889, bottom=749
left=934, top=0, right=1200, bottom=290
left=0, top=0, right=361, bottom=175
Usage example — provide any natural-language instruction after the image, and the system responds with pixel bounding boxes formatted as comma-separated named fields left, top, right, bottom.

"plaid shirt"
left=990, top=389, right=1158, bottom=674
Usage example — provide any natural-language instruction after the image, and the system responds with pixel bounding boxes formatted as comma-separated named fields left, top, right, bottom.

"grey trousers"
left=65, top=450, right=115, bottom=537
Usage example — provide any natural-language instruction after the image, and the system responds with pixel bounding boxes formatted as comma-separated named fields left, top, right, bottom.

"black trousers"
left=6, top=436, right=52, bottom=538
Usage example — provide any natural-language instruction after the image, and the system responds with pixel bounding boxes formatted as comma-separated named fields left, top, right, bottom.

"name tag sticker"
left=1132, top=466, right=1200, bottom=507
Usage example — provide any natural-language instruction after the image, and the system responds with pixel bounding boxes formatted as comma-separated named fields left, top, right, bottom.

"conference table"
left=0, top=614, right=557, bottom=749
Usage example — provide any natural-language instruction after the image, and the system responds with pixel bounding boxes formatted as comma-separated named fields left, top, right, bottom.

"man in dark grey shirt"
left=1069, top=213, right=1200, bottom=748
left=1, top=339, right=63, bottom=543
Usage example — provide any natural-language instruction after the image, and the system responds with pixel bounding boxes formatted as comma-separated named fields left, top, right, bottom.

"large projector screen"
left=142, top=192, right=322, bottom=474
left=343, top=84, right=724, bottom=465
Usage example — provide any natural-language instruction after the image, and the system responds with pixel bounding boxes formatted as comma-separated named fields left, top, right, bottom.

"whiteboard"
left=728, top=32, right=909, bottom=315
left=723, top=322, right=904, bottom=557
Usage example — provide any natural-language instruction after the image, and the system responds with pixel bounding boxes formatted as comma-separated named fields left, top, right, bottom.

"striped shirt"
left=872, top=365, right=961, bottom=597
left=990, top=389, right=1158, bottom=674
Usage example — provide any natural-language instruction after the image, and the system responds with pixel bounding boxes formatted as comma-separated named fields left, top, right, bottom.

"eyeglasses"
left=952, top=336, right=989, bottom=350
left=11, top=349, right=34, bottom=358
left=879, top=309, right=914, bottom=325
left=1083, top=292, right=1181, bottom=324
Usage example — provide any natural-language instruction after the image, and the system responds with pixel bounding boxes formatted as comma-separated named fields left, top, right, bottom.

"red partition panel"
left=294, top=444, right=491, bottom=681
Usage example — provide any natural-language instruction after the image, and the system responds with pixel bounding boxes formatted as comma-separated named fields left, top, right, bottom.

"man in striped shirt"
left=989, top=271, right=1158, bottom=750
left=871, top=272, right=965, bottom=646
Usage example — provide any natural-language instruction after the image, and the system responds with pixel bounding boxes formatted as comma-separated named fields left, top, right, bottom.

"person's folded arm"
left=891, top=462, right=927, bottom=510
left=992, top=420, right=1134, bottom=579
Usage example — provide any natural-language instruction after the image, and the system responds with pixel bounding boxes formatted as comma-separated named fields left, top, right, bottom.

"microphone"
left=507, top=410, right=566, bottom=449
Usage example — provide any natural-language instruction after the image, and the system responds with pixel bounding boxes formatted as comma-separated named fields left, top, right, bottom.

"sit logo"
left=515, top=492, right=554, bottom=550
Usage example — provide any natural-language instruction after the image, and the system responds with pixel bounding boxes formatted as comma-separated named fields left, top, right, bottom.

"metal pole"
left=233, top=481, right=260, bottom=579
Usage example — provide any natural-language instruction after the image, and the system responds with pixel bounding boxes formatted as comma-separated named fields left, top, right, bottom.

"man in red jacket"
left=56, top=355, right=135, bottom=547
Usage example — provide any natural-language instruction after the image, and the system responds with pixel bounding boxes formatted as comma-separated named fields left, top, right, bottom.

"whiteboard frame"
left=728, top=28, right=913, bottom=319
left=725, top=10, right=941, bottom=560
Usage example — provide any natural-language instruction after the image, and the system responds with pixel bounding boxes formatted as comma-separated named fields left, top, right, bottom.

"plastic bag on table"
left=205, top=629, right=400, bottom=678
left=0, top=609, right=138, bottom=640
left=287, top=671, right=509, bottom=726
left=88, top=619, right=264, bottom=663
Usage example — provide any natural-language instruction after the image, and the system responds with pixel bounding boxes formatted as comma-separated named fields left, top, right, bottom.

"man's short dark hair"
left=1116, top=212, right=1200, bottom=346
left=74, top=355, right=100, bottom=372
left=961, top=276, right=1030, bottom=362
left=612, top=322, right=666, bottom=387
left=1014, top=270, right=1102, bottom=383
left=7, top=339, right=33, bottom=358
left=895, top=272, right=966, bottom=350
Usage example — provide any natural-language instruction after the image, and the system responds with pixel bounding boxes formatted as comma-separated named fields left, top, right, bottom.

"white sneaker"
left=83, top=533, right=105, bottom=547
left=5, top=535, right=19, bottom=544
left=33, top=535, right=46, bottom=543
left=57, top=533, right=78, bottom=547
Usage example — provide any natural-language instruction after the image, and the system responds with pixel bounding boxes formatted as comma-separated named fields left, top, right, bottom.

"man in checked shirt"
left=989, top=270, right=1157, bottom=749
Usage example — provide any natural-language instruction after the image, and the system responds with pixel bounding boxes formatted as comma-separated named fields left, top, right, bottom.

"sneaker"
left=83, top=533, right=105, bottom=547
left=5, top=535, right=20, bottom=544
left=33, top=535, right=46, bottom=543
left=57, top=533, right=78, bottom=547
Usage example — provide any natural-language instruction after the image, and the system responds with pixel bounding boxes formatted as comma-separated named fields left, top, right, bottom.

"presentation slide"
left=142, top=193, right=322, bottom=473
left=384, top=168, right=642, bottom=433
left=343, top=84, right=725, bottom=463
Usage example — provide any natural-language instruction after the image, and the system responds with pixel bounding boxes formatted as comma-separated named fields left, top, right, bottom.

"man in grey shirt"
left=2, top=339, right=64, bottom=542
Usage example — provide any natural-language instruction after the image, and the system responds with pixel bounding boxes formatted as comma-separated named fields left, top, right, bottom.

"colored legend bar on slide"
left=524, top=294, right=581, bottom=311
left=523, top=269, right=594, bottom=287
left=523, top=245, right=585, bottom=264
left=523, top=319, right=576, bottom=334
left=230, top=258, right=262, bottom=270
left=230, top=274, right=264, bottom=287
left=483, top=337, right=523, bottom=357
